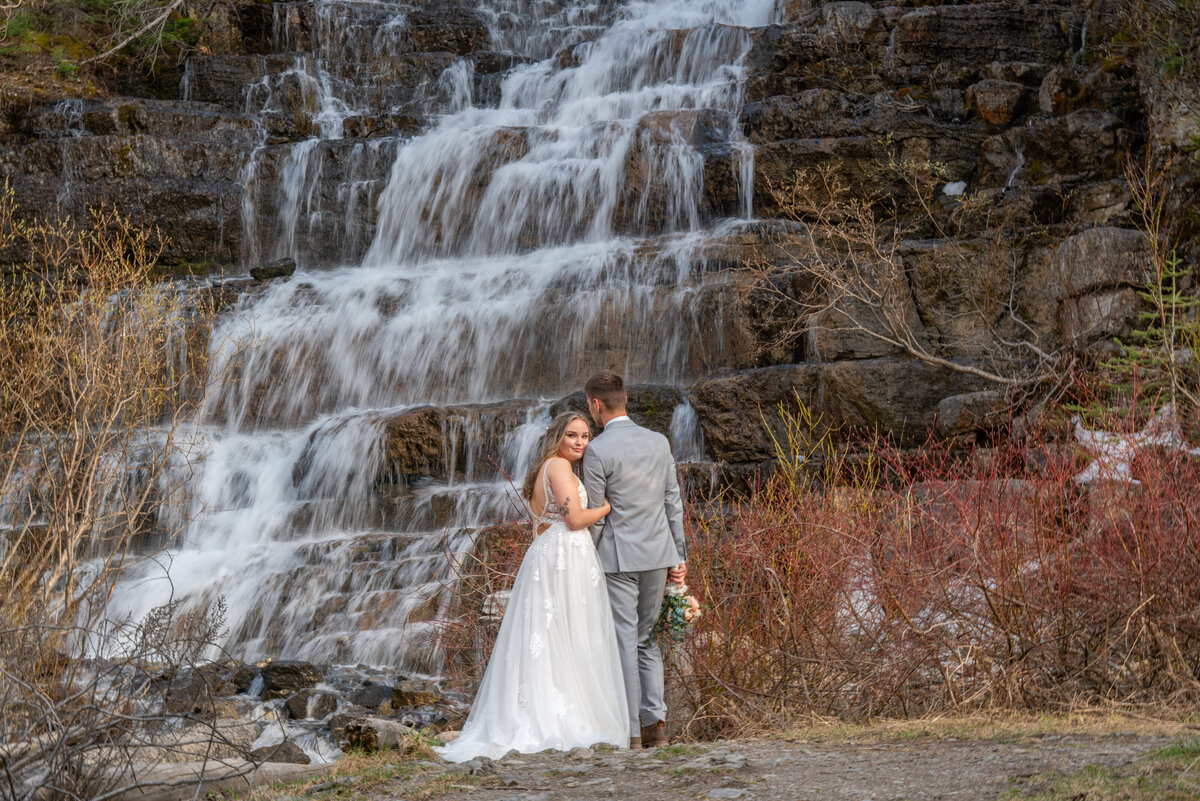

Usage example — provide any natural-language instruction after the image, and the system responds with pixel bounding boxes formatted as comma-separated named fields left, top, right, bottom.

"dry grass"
left=779, top=710, right=1199, bottom=746
left=1010, top=738, right=1200, bottom=801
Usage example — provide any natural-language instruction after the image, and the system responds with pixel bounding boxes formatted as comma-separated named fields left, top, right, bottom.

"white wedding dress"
left=435, top=466, right=629, bottom=762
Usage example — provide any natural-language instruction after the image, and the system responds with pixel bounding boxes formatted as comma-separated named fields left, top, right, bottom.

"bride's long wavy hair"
left=521, top=411, right=592, bottom=502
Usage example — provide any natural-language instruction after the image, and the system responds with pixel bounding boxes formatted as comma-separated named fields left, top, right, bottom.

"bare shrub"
left=0, top=188, right=239, bottom=800
left=751, top=155, right=1065, bottom=390
left=671, top=394, right=1200, bottom=740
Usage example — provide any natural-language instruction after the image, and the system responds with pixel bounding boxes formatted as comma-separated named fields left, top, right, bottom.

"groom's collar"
left=604, top=415, right=631, bottom=429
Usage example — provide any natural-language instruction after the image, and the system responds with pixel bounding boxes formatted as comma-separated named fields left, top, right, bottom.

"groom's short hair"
left=585, top=371, right=627, bottom=411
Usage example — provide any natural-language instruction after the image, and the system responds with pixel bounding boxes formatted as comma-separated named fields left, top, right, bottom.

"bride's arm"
left=546, top=458, right=610, bottom=530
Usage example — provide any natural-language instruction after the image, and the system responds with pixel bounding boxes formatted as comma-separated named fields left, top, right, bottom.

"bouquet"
left=651, top=582, right=702, bottom=643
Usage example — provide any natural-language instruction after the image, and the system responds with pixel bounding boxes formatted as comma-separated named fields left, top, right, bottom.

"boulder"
left=160, top=665, right=238, bottom=719
left=967, top=79, right=1029, bottom=128
left=820, top=357, right=988, bottom=442
left=936, top=390, right=1009, bottom=437
left=250, top=257, right=296, bottom=281
left=382, top=400, right=530, bottom=483
left=343, top=717, right=420, bottom=752
left=249, top=739, right=311, bottom=765
left=259, top=661, right=322, bottom=701
left=351, top=682, right=395, bottom=713
left=1050, top=227, right=1149, bottom=297
left=1057, top=287, right=1141, bottom=346
left=1038, top=66, right=1084, bottom=115
left=691, top=365, right=822, bottom=463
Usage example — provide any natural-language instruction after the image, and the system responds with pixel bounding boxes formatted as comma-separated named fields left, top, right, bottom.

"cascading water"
left=106, top=0, right=783, bottom=672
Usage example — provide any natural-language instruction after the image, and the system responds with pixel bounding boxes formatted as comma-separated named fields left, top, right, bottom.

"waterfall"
left=669, top=398, right=706, bottom=463
left=105, top=0, right=780, bottom=671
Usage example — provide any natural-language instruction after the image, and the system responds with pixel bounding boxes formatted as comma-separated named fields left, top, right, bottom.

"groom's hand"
left=667, top=563, right=687, bottom=584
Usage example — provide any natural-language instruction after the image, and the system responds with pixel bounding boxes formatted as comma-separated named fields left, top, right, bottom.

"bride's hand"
left=599, top=498, right=612, bottom=517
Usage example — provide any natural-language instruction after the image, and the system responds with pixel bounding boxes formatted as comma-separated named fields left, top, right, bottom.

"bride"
left=436, top=412, right=630, bottom=762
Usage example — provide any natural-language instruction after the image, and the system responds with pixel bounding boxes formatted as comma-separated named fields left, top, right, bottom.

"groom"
left=581, top=371, right=687, bottom=749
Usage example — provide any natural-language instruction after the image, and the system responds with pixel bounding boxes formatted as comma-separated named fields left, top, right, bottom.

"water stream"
left=105, top=0, right=783, bottom=671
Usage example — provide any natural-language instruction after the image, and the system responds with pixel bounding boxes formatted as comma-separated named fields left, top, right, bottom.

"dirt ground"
left=269, top=718, right=1199, bottom=801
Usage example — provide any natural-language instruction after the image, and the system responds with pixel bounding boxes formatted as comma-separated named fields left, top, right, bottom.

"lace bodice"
left=534, top=460, right=587, bottom=525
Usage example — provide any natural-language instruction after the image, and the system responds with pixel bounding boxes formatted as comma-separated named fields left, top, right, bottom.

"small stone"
left=707, top=790, right=753, bottom=800
left=568, top=746, right=594, bottom=759
left=457, top=756, right=498, bottom=776
left=498, top=773, right=521, bottom=786
left=559, top=764, right=593, bottom=775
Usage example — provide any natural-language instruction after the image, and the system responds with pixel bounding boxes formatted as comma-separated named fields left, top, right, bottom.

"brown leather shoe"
left=628, top=736, right=642, bottom=749
left=641, top=721, right=668, bottom=748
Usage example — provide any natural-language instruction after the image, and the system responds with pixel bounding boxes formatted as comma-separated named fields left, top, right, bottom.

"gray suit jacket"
left=582, top=418, right=686, bottom=573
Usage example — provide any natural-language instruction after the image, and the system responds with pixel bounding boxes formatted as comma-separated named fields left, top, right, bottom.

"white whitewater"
left=105, top=0, right=781, bottom=671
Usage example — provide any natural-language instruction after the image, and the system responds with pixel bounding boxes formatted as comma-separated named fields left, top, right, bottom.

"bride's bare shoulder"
left=544, top=456, right=572, bottom=474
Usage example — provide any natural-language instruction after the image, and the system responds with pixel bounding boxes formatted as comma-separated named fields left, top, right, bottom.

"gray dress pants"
left=604, top=568, right=668, bottom=733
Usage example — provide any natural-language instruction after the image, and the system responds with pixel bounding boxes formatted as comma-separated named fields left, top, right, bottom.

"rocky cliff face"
left=1, top=1, right=1184, bottom=445
left=2, top=0, right=1195, bottom=667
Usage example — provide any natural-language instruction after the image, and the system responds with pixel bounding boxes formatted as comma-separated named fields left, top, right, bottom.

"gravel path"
left=356, top=732, right=1173, bottom=801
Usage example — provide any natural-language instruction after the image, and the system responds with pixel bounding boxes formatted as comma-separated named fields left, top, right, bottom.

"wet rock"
left=615, top=108, right=743, bottom=234
left=250, top=257, right=297, bottom=282
left=283, top=689, right=336, bottom=720
left=406, top=6, right=490, bottom=55
left=231, top=665, right=260, bottom=695
left=160, top=665, right=238, bottom=719
left=392, top=679, right=443, bottom=708
left=250, top=739, right=311, bottom=765
left=691, top=365, right=821, bottom=463
left=351, top=682, right=394, bottom=713
left=978, top=109, right=1133, bottom=189
left=382, top=400, right=530, bottom=483
left=327, top=711, right=367, bottom=740
left=259, top=661, right=322, bottom=700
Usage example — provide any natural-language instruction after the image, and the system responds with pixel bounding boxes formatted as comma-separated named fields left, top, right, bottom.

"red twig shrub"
left=672, top=412, right=1200, bottom=739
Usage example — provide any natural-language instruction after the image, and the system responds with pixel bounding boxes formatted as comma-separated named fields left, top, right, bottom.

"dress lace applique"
left=590, top=565, right=600, bottom=588
left=529, top=631, right=543, bottom=659
left=550, top=688, right=569, bottom=719
left=544, top=598, right=554, bottom=627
